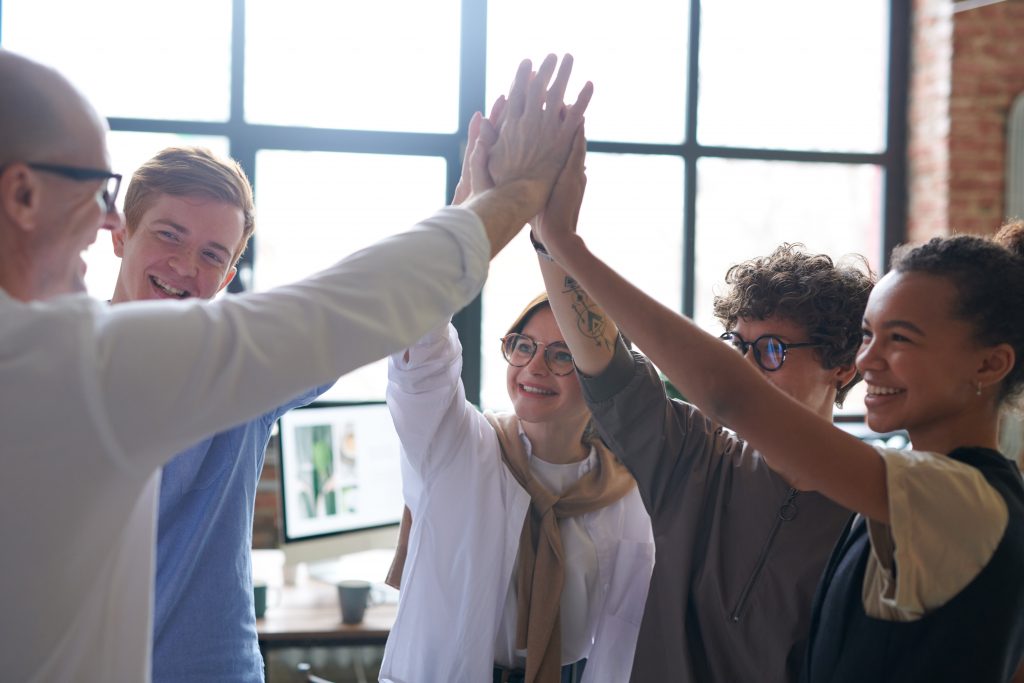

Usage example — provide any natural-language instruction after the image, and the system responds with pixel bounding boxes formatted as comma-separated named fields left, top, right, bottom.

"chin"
left=512, top=403, right=554, bottom=425
left=44, top=277, right=87, bottom=300
left=865, top=411, right=900, bottom=436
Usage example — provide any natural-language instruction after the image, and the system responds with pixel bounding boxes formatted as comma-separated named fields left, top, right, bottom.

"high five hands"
left=455, top=54, right=592, bottom=228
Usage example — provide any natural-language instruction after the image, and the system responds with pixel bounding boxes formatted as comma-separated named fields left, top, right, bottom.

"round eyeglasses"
left=720, top=332, right=825, bottom=372
left=500, top=333, right=576, bottom=376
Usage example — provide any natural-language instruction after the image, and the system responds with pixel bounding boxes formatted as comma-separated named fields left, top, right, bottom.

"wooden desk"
left=257, top=580, right=396, bottom=672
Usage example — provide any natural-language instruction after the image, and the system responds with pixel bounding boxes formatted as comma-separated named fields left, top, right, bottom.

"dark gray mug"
left=337, top=579, right=372, bottom=624
left=253, top=582, right=268, bottom=619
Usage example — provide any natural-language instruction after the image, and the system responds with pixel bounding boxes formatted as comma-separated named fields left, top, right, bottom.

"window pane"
left=694, top=158, right=883, bottom=414
left=254, top=151, right=447, bottom=401
left=486, top=0, right=688, bottom=144
left=2, top=0, right=232, bottom=122
left=481, top=152, right=683, bottom=411
left=246, top=0, right=460, bottom=132
left=83, top=132, right=230, bottom=300
left=698, top=0, right=888, bottom=152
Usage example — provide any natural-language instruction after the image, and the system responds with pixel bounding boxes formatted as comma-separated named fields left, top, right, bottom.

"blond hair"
left=123, top=146, right=255, bottom=265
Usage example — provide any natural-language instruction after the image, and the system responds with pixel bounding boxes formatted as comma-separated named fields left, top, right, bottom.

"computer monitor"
left=278, top=401, right=404, bottom=543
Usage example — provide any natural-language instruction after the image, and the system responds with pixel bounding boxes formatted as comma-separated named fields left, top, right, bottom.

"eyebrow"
left=865, top=318, right=927, bottom=336
left=153, top=219, right=233, bottom=258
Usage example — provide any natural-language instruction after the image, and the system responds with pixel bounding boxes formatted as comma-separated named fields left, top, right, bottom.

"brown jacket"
left=580, top=339, right=851, bottom=683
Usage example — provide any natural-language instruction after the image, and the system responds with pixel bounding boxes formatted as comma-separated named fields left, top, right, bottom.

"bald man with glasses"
left=0, top=48, right=592, bottom=682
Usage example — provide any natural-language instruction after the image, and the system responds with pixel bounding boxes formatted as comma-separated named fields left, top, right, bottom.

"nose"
left=169, top=251, right=199, bottom=277
left=525, top=347, right=550, bottom=375
left=855, top=336, right=879, bottom=372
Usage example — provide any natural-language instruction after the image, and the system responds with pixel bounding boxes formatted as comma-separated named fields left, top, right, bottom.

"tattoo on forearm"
left=563, top=276, right=613, bottom=350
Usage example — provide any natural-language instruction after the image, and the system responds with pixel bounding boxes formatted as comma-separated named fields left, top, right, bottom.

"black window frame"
left=0, top=0, right=909, bottom=408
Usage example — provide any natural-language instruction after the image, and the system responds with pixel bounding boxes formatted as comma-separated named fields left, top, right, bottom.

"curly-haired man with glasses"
left=540, top=225, right=875, bottom=681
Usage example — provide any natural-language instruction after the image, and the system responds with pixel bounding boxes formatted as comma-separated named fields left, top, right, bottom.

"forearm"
left=548, top=234, right=758, bottom=423
left=464, top=181, right=548, bottom=258
left=538, top=251, right=616, bottom=376
left=100, top=208, right=489, bottom=466
left=548, top=233, right=891, bottom=522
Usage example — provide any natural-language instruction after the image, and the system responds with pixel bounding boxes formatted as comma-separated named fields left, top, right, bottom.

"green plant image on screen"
left=296, top=424, right=338, bottom=518
left=278, top=402, right=403, bottom=541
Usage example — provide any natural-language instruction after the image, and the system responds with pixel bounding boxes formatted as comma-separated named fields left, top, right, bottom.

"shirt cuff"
left=579, top=334, right=637, bottom=403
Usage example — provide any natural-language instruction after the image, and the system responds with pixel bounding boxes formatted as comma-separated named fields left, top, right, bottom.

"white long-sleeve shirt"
left=380, top=323, right=654, bottom=683
left=0, top=207, right=489, bottom=683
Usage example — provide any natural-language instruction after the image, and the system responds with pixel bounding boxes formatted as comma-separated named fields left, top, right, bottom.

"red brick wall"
left=949, top=0, right=1024, bottom=234
left=253, top=434, right=282, bottom=549
left=908, top=0, right=953, bottom=242
left=910, top=0, right=1024, bottom=241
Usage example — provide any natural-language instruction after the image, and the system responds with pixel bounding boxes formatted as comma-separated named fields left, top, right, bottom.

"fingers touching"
left=470, top=118, right=497, bottom=194
left=506, top=59, right=534, bottom=119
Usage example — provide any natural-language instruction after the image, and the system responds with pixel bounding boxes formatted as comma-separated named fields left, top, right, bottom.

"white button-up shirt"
left=380, top=324, right=654, bottom=683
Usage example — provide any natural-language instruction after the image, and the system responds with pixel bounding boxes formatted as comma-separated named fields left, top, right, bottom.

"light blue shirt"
left=151, top=384, right=330, bottom=682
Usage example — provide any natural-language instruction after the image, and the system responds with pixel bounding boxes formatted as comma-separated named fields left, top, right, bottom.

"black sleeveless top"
left=804, top=447, right=1024, bottom=683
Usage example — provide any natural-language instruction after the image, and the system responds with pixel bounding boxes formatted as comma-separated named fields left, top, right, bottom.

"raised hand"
left=452, top=97, right=505, bottom=206
left=533, top=125, right=587, bottom=254
left=487, top=54, right=593, bottom=220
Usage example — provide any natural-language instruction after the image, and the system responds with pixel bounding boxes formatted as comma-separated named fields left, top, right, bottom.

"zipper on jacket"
left=729, top=487, right=799, bottom=623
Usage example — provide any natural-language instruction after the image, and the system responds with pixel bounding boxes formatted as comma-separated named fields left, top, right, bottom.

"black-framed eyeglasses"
left=23, top=162, right=122, bottom=213
left=500, top=333, right=576, bottom=376
left=720, top=332, right=826, bottom=372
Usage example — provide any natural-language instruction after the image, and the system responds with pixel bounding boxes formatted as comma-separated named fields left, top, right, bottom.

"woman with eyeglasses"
left=538, top=129, right=1024, bottom=683
left=378, top=119, right=654, bottom=683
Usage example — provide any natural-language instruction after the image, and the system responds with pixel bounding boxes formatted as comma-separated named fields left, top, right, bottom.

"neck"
left=110, top=282, right=128, bottom=304
left=0, top=237, right=34, bottom=302
left=814, top=387, right=839, bottom=422
left=908, top=404, right=1002, bottom=455
left=521, top=417, right=590, bottom=465
left=0, top=275, right=29, bottom=301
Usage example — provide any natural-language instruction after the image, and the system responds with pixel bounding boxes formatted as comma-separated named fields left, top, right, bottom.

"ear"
left=0, top=164, right=42, bottom=232
left=217, top=266, right=237, bottom=294
left=111, top=226, right=127, bottom=257
left=832, top=362, right=858, bottom=392
left=977, top=343, right=1015, bottom=390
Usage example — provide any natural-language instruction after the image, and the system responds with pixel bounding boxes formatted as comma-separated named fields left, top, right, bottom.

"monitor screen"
left=277, top=401, right=405, bottom=542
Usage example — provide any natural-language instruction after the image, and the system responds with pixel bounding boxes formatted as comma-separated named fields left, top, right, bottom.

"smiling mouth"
left=865, top=383, right=905, bottom=397
left=150, top=275, right=191, bottom=299
left=520, top=384, right=556, bottom=396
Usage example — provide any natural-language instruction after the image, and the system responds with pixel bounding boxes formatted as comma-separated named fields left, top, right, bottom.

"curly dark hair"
left=890, top=220, right=1024, bottom=403
left=712, top=244, right=876, bottom=407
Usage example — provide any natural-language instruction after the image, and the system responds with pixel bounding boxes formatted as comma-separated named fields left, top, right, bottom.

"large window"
left=0, top=0, right=908, bottom=414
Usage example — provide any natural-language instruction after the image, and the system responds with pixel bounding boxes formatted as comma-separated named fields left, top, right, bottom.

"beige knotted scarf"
left=386, top=411, right=636, bottom=683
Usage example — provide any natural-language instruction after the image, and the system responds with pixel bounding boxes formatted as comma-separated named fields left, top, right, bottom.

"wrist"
left=544, top=232, right=585, bottom=264
left=489, top=179, right=548, bottom=225
left=529, top=230, right=555, bottom=262
left=465, top=181, right=549, bottom=258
